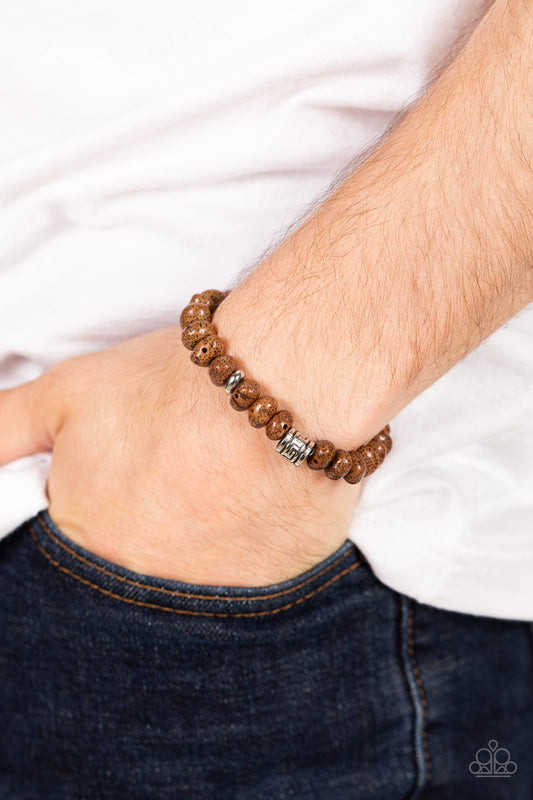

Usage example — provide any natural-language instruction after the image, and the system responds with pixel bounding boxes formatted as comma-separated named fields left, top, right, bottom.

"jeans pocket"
left=2, top=510, right=418, bottom=800
left=28, top=509, right=365, bottom=624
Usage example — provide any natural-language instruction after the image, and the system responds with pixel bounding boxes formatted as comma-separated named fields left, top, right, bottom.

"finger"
left=0, top=374, right=58, bottom=465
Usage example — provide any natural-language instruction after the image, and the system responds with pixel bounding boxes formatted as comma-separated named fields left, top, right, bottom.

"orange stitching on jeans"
left=36, top=513, right=353, bottom=601
left=31, top=527, right=360, bottom=618
left=407, top=599, right=433, bottom=783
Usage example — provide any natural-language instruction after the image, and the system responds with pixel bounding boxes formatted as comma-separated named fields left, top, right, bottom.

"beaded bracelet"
left=179, top=288, right=392, bottom=484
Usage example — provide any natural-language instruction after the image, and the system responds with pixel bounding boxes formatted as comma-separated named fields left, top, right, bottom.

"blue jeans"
left=1, top=510, right=532, bottom=799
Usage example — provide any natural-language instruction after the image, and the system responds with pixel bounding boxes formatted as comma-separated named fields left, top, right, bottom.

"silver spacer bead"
left=275, top=427, right=315, bottom=466
left=224, top=370, right=245, bottom=394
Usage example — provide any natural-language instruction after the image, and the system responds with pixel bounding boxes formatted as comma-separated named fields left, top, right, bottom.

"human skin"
left=0, top=0, right=532, bottom=585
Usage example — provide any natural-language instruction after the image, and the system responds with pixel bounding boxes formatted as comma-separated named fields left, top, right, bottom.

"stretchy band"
left=179, top=289, right=392, bottom=484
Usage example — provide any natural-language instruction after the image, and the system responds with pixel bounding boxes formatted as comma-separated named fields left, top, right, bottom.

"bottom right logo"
left=469, top=739, right=517, bottom=777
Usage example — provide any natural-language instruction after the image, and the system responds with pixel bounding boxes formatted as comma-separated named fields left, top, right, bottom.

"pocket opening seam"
left=31, top=526, right=361, bottom=618
left=36, top=512, right=354, bottom=601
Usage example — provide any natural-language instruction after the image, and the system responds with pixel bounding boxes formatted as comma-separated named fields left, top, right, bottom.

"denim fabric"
left=0, top=510, right=532, bottom=799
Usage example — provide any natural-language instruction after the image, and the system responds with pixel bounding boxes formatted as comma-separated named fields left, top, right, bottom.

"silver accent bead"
left=275, top=427, right=315, bottom=466
left=224, top=370, right=245, bottom=394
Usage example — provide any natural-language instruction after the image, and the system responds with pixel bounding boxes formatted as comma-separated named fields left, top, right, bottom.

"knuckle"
left=39, top=356, right=86, bottom=429
left=40, top=361, right=70, bottom=398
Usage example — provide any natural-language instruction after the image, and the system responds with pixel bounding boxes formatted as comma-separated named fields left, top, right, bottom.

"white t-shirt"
left=1, top=0, right=532, bottom=620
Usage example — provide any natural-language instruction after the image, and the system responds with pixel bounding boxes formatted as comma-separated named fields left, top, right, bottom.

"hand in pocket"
left=0, top=327, right=362, bottom=586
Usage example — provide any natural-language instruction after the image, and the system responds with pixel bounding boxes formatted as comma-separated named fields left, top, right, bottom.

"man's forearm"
left=215, top=0, right=533, bottom=450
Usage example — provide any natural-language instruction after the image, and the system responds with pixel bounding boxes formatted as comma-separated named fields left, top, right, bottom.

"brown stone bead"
left=190, top=335, right=225, bottom=366
left=208, top=355, right=238, bottom=386
left=325, top=450, right=353, bottom=480
left=190, top=292, right=213, bottom=307
left=344, top=451, right=367, bottom=484
left=369, top=437, right=388, bottom=462
left=181, top=321, right=218, bottom=350
left=180, top=303, right=211, bottom=329
left=306, top=440, right=336, bottom=470
left=265, top=410, right=293, bottom=440
left=229, top=380, right=261, bottom=411
left=201, top=289, right=227, bottom=312
left=374, top=430, right=393, bottom=454
left=358, top=444, right=382, bottom=477
left=384, top=424, right=391, bottom=435
left=248, top=396, right=278, bottom=428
